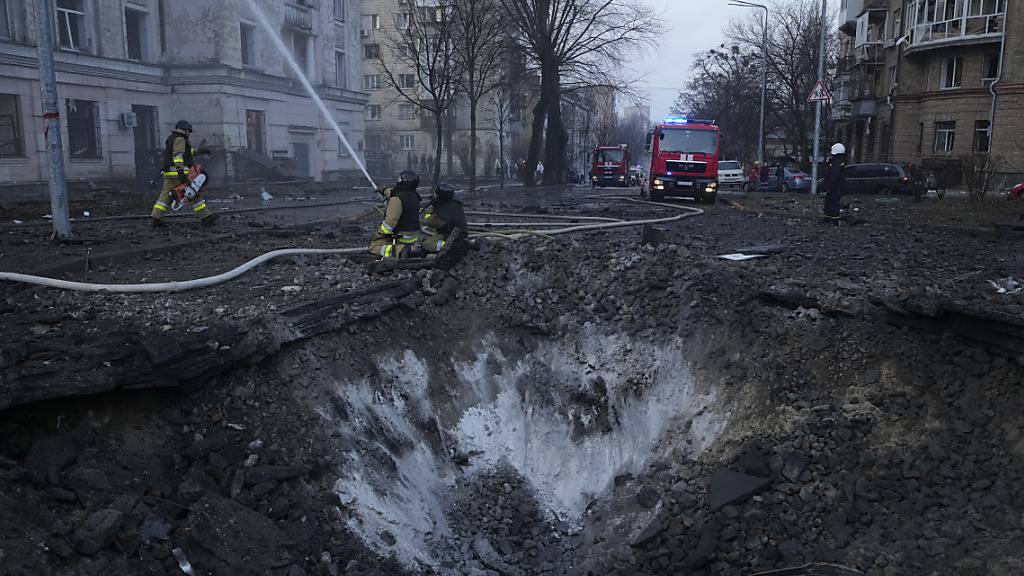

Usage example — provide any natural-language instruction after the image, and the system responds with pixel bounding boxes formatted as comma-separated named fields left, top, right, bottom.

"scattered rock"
left=72, top=509, right=123, bottom=556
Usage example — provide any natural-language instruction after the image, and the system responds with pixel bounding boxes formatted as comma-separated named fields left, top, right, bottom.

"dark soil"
left=1, top=185, right=1022, bottom=575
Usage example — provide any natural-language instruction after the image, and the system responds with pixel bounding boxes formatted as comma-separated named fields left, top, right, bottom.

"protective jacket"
left=424, top=198, right=467, bottom=236
left=376, top=185, right=421, bottom=239
left=162, top=129, right=195, bottom=178
left=822, top=157, right=847, bottom=219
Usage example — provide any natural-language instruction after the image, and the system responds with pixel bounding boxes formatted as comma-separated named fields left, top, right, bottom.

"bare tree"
left=961, top=154, right=1003, bottom=202
left=500, top=0, right=658, bottom=186
left=727, top=0, right=837, bottom=170
left=672, top=45, right=763, bottom=164
left=377, top=1, right=463, bottom=184
left=487, top=77, right=519, bottom=189
left=452, top=0, right=507, bottom=192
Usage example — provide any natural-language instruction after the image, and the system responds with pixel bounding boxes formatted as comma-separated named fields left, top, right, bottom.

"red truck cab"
left=646, top=118, right=720, bottom=203
left=590, top=144, right=631, bottom=188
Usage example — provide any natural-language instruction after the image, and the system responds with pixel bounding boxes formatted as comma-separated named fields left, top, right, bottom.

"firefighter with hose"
left=369, top=170, right=422, bottom=258
left=151, top=120, right=215, bottom=227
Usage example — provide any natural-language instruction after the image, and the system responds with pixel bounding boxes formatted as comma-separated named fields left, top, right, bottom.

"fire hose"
left=0, top=198, right=702, bottom=293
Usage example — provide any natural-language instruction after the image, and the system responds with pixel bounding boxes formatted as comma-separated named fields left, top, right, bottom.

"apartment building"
left=360, top=0, right=540, bottom=180
left=0, top=0, right=367, bottom=191
left=832, top=0, right=1022, bottom=178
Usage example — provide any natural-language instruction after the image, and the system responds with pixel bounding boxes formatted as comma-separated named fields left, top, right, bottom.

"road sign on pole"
left=808, top=80, right=832, bottom=103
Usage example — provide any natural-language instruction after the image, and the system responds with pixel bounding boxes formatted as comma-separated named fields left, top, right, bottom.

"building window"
left=57, top=0, right=87, bottom=51
left=334, top=50, right=347, bottom=88
left=933, top=121, right=956, bottom=153
left=124, top=8, right=148, bottom=61
left=366, top=105, right=381, bottom=121
left=363, top=44, right=380, bottom=59
left=892, top=8, right=902, bottom=40
left=394, top=14, right=410, bottom=30
left=66, top=99, right=101, bottom=159
left=246, top=109, right=265, bottom=154
left=285, top=30, right=311, bottom=78
left=0, top=0, right=11, bottom=40
left=0, top=94, right=23, bottom=157
left=240, top=22, right=257, bottom=67
left=334, top=0, right=345, bottom=21
left=941, top=56, right=962, bottom=89
left=889, top=65, right=897, bottom=90
left=983, top=52, right=1000, bottom=84
left=400, top=135, right=415, bottom=150
left=399, top=103, right=416, bottom=120
left=363, top=74, right=381, bottom=90
left=399, top=73, right=416, bottom=89
left=974, top=120, right=991, bottom=153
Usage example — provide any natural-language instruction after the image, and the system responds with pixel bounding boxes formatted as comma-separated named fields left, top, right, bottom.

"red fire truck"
left=590, top=144, right=631, bottom=188
left=646, top=118, right=720, bottom=204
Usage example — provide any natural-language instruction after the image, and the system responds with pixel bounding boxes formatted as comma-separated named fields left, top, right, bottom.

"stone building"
left=832, top=0, right=1021, bottom=181
left=0, top=0, right=367, bottom=193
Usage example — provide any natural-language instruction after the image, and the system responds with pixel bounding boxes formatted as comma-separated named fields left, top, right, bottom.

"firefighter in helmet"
left=369, top=170, right=422, bottom=258
left=421, top=182, right=467, bottom=253
left=151, top=120, right=214, bottom=227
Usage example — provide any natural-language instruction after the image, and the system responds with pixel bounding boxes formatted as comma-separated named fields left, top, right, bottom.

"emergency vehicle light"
left=664, top=117, right=716, bottom=125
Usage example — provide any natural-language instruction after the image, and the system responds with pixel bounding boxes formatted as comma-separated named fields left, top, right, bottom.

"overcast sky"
left=626, top=0, right=738, bottom=121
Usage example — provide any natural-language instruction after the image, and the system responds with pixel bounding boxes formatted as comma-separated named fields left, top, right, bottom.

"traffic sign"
left=807, top=80, right=832, bottom=103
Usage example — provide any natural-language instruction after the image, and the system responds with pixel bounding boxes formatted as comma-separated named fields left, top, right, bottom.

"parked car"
left=629, top=167, right=645, bottom=187
left=842, top=162, right=926, bottom=196
left=717, top=160, right=744, bottom=188
left=743, top=166, right=812, bottom=193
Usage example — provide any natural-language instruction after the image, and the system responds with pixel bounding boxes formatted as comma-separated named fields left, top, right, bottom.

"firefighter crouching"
left=421, top=182, right=467, bottom=253
left=151, top=120, right=214, bottom=227
left=369, top=170, right=422, bottom=258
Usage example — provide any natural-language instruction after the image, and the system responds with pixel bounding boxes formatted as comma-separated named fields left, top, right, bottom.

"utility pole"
left=34, top=0, right=72, bottom=239
left=810, top=0, right=828, bottom=195
left=729, top=1, right=769, bottom=167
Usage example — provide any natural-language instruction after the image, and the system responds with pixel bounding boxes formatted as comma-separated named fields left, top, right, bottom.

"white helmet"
left=830, top=143, right=846, bottom=156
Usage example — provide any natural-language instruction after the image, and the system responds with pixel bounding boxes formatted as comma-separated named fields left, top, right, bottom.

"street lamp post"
left=730, top=1, right=769, bottom=168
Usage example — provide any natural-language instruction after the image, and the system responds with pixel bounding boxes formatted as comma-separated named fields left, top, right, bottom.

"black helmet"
left=397, top=170, right=420, bottom=190
left=175, top=120, right=193, bottom=132
left=433, top=182, right=455, bottom=202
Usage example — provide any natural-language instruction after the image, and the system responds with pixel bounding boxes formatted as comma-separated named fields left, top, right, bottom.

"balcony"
left=862, top=0, right=889, bottom=10
left=840, top=0, right=864, bottom=35
left=905, top=1, right=1005, bottom=53
left=285, top=1, right=312, bottom=31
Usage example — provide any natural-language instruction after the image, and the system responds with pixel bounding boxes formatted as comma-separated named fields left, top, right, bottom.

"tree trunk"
left=542, top=65, right=566, bottom=186
left=523, top=97, right=546, bottom=187
left=469, top=98, right=478, bottom=193
left=498, top=119, right=506, bottom=190
left=446, top=109, right=455, bottom=178
left=434, top=110, right=444, bottom=185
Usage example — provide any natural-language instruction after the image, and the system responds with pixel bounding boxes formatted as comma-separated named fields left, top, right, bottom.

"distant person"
left=421, top=182, right=467, bottom=254
left=748, top=161, right=762, bottom=193
left=536, top=162, right=545, bottom=181
left=821, top=143, right=848, bottom=223
left=369, top=170, right=421, bottom=258
left=151, top=120, right=214, bottom=227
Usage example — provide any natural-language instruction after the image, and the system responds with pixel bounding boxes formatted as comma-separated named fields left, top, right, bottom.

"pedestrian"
left=368, top=170, right=422, bottom=258
left=748, top=161, right=762, bottom=193
left=821, top=143, right=848, bottom=223
left=536, top=162, right=545, bottom=181
left=150, top=120, right=215, bottom=227
left=421, top=182, right=467, bottom=254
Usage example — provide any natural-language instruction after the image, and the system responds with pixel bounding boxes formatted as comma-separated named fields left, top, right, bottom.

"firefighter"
left=369, top=170, right=422, bottom=258
left=151, top=120, right=214, bottom=227
left=821, top=142, right=848, bottom=223
left=421, top=182, right=467, bottom=253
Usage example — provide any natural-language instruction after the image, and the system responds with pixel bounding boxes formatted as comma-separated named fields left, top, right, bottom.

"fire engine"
left=590, top=144, right=630, bottom=188
left=646, top=118, right=720, bottom=204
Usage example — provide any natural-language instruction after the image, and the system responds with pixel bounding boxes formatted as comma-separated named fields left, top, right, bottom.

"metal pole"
left=810, top=0, right=828, bottom=196
left=758, top=6, right=767, bottom=166
left=34, top=0, right=72, bottom=239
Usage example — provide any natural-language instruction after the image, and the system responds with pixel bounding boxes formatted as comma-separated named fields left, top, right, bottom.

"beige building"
left=832, top=0, right=1022, bottom=181
left=0, top=0, right=367, bottom=194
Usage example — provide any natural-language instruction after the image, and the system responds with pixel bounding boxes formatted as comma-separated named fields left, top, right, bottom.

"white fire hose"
left=0, top=198, right=702, bottom=293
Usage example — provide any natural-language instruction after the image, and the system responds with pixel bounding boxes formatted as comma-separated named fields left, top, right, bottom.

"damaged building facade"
left=0, top=0, right=367, bottom=191
left=832, top=0, right=1022, bottom=181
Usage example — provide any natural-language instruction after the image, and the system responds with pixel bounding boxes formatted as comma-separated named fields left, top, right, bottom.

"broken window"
left=933, top=121, right=956, bottom=153
left=363, top=44, right=380, bottom=59
left=973, top=120, right=991, bottom=153
left=57, top=0, right=87, bottom=51
left=125, top=8, right=148, bottom=61
left=246, top=109, right=265, bottom=154
left=335, top=50, right=347, bottom=88
left=0, top=94, right=24, bottom=157
left=941, top=56, right=962, bottom=88
left=241, top=22, right=257, bottom=67
left=66, top=99, right=101, bottom=159
left=982, top=52, right=1000, bottom=84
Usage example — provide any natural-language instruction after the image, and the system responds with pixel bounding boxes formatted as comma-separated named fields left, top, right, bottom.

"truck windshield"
left=594, top=150, right=625, bottom=162
left=658, top=129, right=717, bottom=155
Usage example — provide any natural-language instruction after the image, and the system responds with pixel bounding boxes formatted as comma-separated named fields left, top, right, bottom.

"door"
left=292, top=142, right=310, bottom=177
left=132, top=104, right=158, bottom=183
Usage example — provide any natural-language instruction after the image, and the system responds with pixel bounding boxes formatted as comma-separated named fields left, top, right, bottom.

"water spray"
left=243, top=0, right=377, bottom=190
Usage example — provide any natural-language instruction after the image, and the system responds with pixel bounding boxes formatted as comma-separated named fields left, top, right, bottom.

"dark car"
left=842, top=162, right=926, bottom=196
left=743, top=166, right=812, bottom=193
